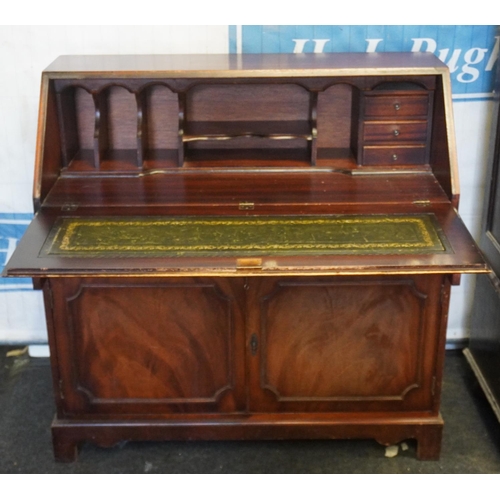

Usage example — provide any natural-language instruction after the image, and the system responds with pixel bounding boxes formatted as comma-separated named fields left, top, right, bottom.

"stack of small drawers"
left=358, top=84, right=433, bottom=168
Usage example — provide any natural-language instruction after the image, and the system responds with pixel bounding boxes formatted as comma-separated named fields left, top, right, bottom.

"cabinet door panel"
left=247, top=275, right=445, bottom=413
left=50, top=277, right=246, bottom=415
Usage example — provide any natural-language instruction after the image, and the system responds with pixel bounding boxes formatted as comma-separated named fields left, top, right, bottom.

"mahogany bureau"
left=3, top=53, right=487, bottom=461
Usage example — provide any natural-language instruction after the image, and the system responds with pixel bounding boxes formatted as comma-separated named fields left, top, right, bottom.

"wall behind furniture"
left=0, top=25, right=497, bottom=344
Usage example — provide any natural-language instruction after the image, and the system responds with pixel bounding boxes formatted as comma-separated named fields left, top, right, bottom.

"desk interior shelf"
left=54, top=72, right=435, bottom=174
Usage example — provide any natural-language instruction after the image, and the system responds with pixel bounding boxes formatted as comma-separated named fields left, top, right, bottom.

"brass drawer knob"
left=393, top=129, right=400, bottom=137
left=392, top=154, right=398, bottom=161
left=394, top=103, right=401, bottom=111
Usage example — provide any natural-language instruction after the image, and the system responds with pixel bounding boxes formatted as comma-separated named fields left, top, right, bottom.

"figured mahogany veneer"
left=3, top=53, right=487, bottom=462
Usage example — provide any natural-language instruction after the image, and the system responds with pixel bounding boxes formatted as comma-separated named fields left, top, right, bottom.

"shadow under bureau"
left=3, top=53, right=487, bottom=461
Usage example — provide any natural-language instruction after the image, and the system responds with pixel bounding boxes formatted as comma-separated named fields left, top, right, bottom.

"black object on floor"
left=0, top=347, right=499, bottom=473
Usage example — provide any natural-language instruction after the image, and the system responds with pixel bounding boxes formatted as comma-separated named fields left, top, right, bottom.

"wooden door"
left=467, top=54, right=500, bottom=421
left=47, top=277, right=247, bottom=415
left=246, top=275, right=448, bottom=413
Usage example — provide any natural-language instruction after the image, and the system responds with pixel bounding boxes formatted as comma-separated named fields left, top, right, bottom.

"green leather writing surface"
left=41, top=215, right=446, bottom=257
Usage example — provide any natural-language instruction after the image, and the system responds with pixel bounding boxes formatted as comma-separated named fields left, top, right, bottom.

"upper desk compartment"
left=5, top=53, right=486, bottom=278
left=34, top=53, right=457, bottom=210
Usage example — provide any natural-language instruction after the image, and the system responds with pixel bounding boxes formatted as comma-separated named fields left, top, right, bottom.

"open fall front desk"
left=3, top=53, right=487, bottom=461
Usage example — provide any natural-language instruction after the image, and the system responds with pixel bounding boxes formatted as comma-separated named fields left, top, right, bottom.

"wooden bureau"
left=3, top=53, right=487, bottom=461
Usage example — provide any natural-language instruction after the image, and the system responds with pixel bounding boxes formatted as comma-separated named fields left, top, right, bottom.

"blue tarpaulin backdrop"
left=229, top=25, right=499, bottom=98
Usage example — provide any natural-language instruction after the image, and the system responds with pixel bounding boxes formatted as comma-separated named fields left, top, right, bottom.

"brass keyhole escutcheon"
left=250, top=334, right=258, bottom=356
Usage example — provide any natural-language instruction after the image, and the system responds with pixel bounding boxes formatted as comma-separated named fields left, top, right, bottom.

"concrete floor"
left=1, top=347, right=499, bottom=473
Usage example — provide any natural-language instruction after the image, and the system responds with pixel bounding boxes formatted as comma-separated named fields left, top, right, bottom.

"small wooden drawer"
left=364, top=95, right=429, bottom=118
left=363, top=121, right=428, bottom=143
left=362, top=145, right=427, bottom=166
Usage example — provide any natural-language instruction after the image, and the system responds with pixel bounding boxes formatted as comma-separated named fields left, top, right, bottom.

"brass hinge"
left=412, top=200, right=431, bottom=206
left=61, top=203, right=79, bottom=212
left=239, top=202, right=255, bottom=211
left=440, top=282, right=450, bottom=305
left=48, top=287, right=54, bottom=310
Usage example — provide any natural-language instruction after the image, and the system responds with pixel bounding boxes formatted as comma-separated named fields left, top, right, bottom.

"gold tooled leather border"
left=41, top=214, right=447, bottom=257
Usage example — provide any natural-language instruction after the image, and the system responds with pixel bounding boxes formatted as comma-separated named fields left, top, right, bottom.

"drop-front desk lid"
left=3, top=51, right=488, bottom=278
left=4, top=203, right=487, bottom=278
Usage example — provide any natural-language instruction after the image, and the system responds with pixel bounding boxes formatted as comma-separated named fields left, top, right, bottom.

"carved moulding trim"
left=75, top=384, right=234, bottom=406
